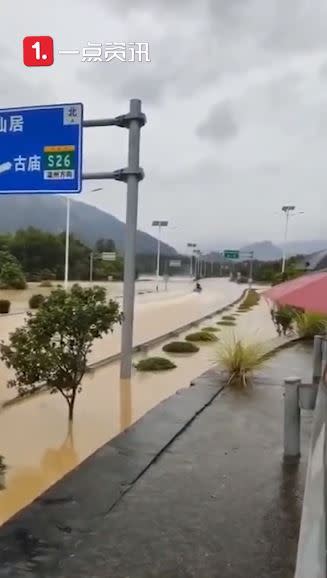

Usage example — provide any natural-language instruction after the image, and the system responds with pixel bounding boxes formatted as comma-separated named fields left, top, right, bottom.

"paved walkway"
left=65, top=386, right=310, bottom=578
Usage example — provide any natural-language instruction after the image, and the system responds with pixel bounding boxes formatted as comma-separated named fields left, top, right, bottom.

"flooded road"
left=0, top=278, right=243, bottom=402
left=0, top=276, right=196, bottom=314
left=0, top=278, right=245, bottom=524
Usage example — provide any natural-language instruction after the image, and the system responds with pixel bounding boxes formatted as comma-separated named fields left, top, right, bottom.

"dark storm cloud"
left=196, top=101, right=239, bottom=142
left=77, top=56, right=171, bottom=105
left=264, top=0, right=327, bottom=54
left=77, top=32, right=222, bottom=105
left=83, top=0, right=327, bottom=108
left=97, top=0, right=327, bottom=56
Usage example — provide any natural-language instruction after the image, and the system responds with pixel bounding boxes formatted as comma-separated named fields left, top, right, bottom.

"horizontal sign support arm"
left=83, top=112, right=146, bottom=129
left=82, top=168, right=144, bottom=182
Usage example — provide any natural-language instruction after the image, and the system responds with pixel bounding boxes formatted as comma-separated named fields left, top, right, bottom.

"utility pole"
left=64, top=197, right=70, bottom=291
left=281, top=205, right=295, bottom=274
left=248, top=251, right=254, bottom=288
left=187, top=242, right=197, bottom=277
left=152, top=220, right=168, bottom=292
left=280, top=205, right=304, bottom=274
left=89, top=252, right=94, bottom=283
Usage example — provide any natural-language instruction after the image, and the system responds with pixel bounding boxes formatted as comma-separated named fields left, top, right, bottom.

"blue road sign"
left=0, top=103, right=83, bottom=194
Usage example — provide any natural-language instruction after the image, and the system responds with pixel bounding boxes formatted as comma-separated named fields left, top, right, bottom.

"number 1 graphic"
left=23, top=36, right=54, bottom=66
left=32, top=41, right=41, bottom=60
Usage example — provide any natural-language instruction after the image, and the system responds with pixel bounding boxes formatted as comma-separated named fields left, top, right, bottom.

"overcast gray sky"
left=2, top=0, right=327, bottom=251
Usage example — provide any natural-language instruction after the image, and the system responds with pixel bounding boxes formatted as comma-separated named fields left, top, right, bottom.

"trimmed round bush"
left=39, top=269, right=56, bottom=281
left=0, top=299, right=10, bottom=314
left=222, top=315, right=236, bottom=321
left=136, top=357, right=176, bottom=371
left=217, top=321, right=236, bottom=327
left=29, top=294, right=46, bottom=309
left=185, top=331, right=218, bottom=342
left=202, top=326, right=219, bottom=332
left=162, top=341, right=199, bottom=353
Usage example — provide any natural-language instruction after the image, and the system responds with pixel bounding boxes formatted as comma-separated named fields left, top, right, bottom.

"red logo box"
left=23, top=36, right=54, bottom=66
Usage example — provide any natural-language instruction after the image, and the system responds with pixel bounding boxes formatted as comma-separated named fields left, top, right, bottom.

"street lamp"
left=152, top=220, right=168, bottom=291
left=281, top=205, right=304, bottom=274
left=187, top=243, right=197, bottom=277
left=193, top=249, right=201, bottom=278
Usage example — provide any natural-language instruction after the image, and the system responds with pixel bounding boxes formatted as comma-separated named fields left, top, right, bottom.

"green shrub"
left=273, top=306, right=295, bottom=336
left=136, top=357, right=176, bottom=371
left=239, top=289, right=260, bottom=309
left=29, top=294, right=46, bottom=309
left=1, top=285, right=122, bottom=421
left=216, top=336, right=270, bottom=388
left=0, top=299, right=10, bottom=314
left=202, top=326, right=220, bottom=332
left=39, top=269, right=56, bottom=281
left=217, top=321, right=236, bottom=327
left=222, top=315, right=236, bottom=321
left=39, top=280, right=53, bottom=288
left=295, top=312, right=327, bottom=340
left=162, top=341, right=199, bottom=353
left=0, top=262, right=27, bottom=290
left=185, top=331, right=218, bottom=342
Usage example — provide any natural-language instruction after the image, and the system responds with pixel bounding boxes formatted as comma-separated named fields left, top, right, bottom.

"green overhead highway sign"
left=224, top=250, right=240, bottom=260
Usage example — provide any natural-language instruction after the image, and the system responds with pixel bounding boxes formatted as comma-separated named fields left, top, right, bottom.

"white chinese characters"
left=44, top=170, right=75, bottom=180
left=0, top=115, right=24, bottom=133
left=13, top=155, right=41, bottom=172
left=59, top=42, right=150, bottom=63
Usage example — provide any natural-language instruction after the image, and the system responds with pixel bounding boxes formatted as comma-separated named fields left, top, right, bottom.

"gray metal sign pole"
left=120, top=99, right=143, bottom=379
left=248, top=251, right=254, bottom=288
left=82, top=98, right=146, bottom=380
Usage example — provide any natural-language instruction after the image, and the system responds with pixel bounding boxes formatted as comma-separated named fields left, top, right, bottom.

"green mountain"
left=0, top=195, right=177, bottom=255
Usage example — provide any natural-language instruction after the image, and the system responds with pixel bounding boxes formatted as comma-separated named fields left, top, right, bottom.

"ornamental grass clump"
left=295, top=311, right=327, bottom=340
left=216, top=335, right=270, bottom=388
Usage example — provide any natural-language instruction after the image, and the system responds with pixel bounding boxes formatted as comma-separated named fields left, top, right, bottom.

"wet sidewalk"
left=0, top=370, right=312, bottom=578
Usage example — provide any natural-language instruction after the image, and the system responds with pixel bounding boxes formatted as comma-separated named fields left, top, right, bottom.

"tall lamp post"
left=187, top=243, right=197, bottom=277
left=194, top=249, right=201, bottom=278
left=281, top=205, right=304, bottom=274
left=152, top=220, right=168, bottom=291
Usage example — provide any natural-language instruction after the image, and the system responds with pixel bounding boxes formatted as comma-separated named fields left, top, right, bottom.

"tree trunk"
left=68, top=401, right=74, bottom=421
left=68, top=391, right=76, bottom=422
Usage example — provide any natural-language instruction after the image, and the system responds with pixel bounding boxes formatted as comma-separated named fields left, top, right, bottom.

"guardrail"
left=293, top=336, right=327, bottom=578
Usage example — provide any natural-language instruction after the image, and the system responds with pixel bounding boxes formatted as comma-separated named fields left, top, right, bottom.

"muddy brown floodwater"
left=0, top=278, right=247, bottom=525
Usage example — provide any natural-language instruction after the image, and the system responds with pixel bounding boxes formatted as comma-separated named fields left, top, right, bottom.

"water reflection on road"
left=0, top=278, right=244, bottom=525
